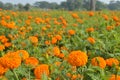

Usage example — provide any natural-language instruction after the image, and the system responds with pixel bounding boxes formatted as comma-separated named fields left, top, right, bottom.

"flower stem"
left=12, top=69, right=19, bottom=80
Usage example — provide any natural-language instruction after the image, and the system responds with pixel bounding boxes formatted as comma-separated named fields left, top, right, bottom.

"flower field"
left=0, top=10, right=120, bottom=80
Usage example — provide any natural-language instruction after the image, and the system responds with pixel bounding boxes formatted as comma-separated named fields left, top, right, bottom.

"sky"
left=0, top=0, right=119, bottom=5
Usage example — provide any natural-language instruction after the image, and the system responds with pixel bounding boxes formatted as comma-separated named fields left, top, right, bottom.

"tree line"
left=0, top=0, right=120, bottom=11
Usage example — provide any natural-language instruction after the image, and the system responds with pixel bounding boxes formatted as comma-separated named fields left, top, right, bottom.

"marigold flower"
left=54, top=62, right=61, bottom=66
left=0, top=45, right=5, bottom=51
left=71, top=13, right=79, bottom=19
left=91, top=57, right=106, bottom=69
left=0, top=52, right=21, bottom=69
left=66, top=73, right=71, bottom=78
left=71, top=75, right=77, bottom=80
left=87, top=37, right=95, bottom=44
left=68, top=30, right=75, bottom=35
left=0, top=35, right=6, bottom=40
left=1, top=38, right=8, bottom=43
left=25, top=57, right=39, bottom=67
left=34, top=64, right=49, bottom=79
left=106, top=26, right=114, bottom=31
left=58, top=53, right=64, bottom=58
left=88, top=12, right=94, bottom=16
left=4, top=42, right=12, bottom=47
left=16, top=50, right=29, bottom=60
left=86, top=27, right=94, bottom=32
left=103, top=15, right=109, bottom=20
left=29, top=36, right=38, bottom=43
left=55, top=35, right=62, bottom=41
left=53, top=46, right=60, bottom=56
left=106, top=58, right=119, bottom=67
left=109, top=74, right=120, bottom=80
left=0, top=64, right=8, bottom=76
left=113, top=16, right=119, bottom=22
left=45, top=40, right=51, bottom=45
left=67, top=50, right=88, bottom=66
left=51, top=37, right=57, bottom=44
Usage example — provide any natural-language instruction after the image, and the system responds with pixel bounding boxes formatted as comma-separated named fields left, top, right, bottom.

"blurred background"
left=0, top=0, right=120, bottom=11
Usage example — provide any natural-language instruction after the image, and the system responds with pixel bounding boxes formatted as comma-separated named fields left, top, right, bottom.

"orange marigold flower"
left=106, top=26, right=114, bottom=31
left=25, top=57, right=39, bottom=67
left=51, top=37, right=57, bottom=44
left=55, top=35, right=62, bottom=41
left=21, top=78, right=27, bottom=80
left=54, top=62, right=61, bottom=66
left=113, top=16, right=119, bottom=22
left=71, top=75, right=77, bottom=80
left=88, top=12, right=94, bottom=16
left=45, top=40, right=51, bottom=45
left=4, top=42, right=12, bottom=47
left=58, top=53, right=64, bottom=58
left=0, top=20, right=7, bottom=26
left=66, top=73, right=71, bottom=78
left=16, top=50, right=29, bottom=61
left=0, top=35, right=6, bottom=40
left=87, top=37, right=95, bottom=44
left=91, top=57, right=106, bottom=69
left=29, top=36, right=38, bottom=43
left=42, top=27, right=47, bottom=31
left=34, top=64, right=49, bottom=79
left=1, top=38, right=8, bottom=43
left=103, top=15, right=109, bottom=20
left=68, top=30, right=75, bottom=35
left=109, top=74, right=120, bottom=80
left=0, top=52, right=21, bottom=69
left=0, top=64, right=8, bottom=76
left=0, top=45, right=5, bottom=51
left=67, top=50, right=88, bottom=66
left=86, top=27, right=94, bottom=32
left=53, top=46, right=60, bottom=56
left=106, top=58, right=119, bottom=67
left=71, top=13, right=79, bottom=19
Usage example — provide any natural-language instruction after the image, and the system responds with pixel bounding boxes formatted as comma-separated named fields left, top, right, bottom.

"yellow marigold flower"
left=106, top=58, right=119, bottom=67
left=91, top=57, right=106, bottom=69
left=34, top=64, right=49, bottom=79
left=67, top=50, right=88, bottom=66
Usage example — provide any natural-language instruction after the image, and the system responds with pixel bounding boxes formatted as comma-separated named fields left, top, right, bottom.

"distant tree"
left=60, top=2, right=67, bottom=10
left=34, top=1, right=50, bottom=9
left=50, top=2, right=59, bottom=9
left=90, top=0, right=96, bottom=11
left=108, top=1, right=120, bottom=10
left=24, top=3, right=31, bottom=11
left=4, top=3, right=13, bottom=10
left=17, top=3, right=24, bottom=11
left=66, top=0, right=83, bottom=10
left=0, top=1, right=4, bottom=9
left=96, top=1, right=107, bottom=10
left=82, top=0, right=90, bottom=10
